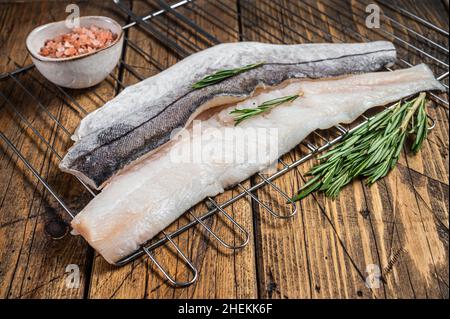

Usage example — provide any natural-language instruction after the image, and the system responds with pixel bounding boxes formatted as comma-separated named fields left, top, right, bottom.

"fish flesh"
left=69, top=61, right=444, bottom=264
left=60, top=41, right=398, bottom=190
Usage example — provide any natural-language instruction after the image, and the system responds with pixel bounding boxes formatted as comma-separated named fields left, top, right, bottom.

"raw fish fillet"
left=60, top=41, right=397, bottom=189
left=70, top=63, right=444, bottom=264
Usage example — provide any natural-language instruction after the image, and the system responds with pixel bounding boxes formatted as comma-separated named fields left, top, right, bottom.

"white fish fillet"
left=61, top=41, right=397, bottom=190
left=71, top=64, right=444, bottom=264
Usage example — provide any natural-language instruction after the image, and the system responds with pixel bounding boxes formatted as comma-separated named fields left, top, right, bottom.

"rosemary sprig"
left=192, top=62, right=265, bottom=89
left=291, top=92, right=429, bottom=202
left=230, top=94, right=301, bottom=126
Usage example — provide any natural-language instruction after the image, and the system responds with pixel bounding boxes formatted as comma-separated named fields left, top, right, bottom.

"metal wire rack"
left=0, top=0, right=448, bottom=287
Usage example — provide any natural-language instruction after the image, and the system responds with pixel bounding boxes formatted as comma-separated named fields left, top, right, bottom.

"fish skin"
left=71, top=64, right=445, bottom=264
left=60, top=41, right=396, bottom=190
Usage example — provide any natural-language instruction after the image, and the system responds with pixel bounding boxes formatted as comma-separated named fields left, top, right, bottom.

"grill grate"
left=0, top=0, right=448, bottom=287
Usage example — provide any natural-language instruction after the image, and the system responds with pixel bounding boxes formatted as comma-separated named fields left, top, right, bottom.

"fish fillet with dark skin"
left=60, top=41, right=397, bottom=190
left=60, top=42, right=445, bottom=264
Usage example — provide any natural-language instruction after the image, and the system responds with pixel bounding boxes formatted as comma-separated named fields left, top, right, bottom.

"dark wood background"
left=0, top=0, right=448, bottom=299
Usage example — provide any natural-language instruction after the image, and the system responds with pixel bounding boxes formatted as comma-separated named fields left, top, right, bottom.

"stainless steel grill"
left=0, top=0, right=448, bottom=287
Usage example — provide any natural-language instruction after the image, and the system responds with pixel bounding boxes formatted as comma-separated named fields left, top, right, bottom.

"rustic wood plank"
left=239, top=0, right=448, bottom=299
left=87, top=0, right=258, bottom=299
left=237, top=0, right=381, bottom=299
left=0, top=0, right=127, bottom=298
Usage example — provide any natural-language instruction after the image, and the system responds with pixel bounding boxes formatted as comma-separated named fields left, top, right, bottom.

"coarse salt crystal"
left=39, top=25, right=117, bottom=58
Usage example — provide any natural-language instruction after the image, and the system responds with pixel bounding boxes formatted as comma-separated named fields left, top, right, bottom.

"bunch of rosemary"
left=292, top=92, right=430, bottom=202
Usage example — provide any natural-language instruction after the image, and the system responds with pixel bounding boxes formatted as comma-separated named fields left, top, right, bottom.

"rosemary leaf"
left=411, top=98, right=428, bottom=153
left=192, top=62, right=265, bottom=89
left=231, top=94, right=301, bottom=126
left=291, top=174, right=322, bottom=201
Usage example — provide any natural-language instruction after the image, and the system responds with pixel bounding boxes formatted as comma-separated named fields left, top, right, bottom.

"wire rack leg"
left=188, top=210, right=241, bottom=250
left=206, top=197, right=250, bottom=249
left=237, top=183, right=294, bottom=219
left=143, top=231, right=198, bottom=287
left=256, top=173, right=298, bottom=218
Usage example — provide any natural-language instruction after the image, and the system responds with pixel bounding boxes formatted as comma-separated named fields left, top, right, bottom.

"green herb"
left=192, top=62, right=265, bottom=89
left=230, top=94, right=302, bottom=126
left=291, top=92, right=429, bottom=202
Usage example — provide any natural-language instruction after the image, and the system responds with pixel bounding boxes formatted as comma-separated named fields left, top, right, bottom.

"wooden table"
left=0, top=0, right=448, bottom=299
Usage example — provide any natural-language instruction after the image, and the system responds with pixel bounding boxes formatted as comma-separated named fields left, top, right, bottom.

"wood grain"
left=0, top=0, right=448, bottom=299
left=0, top=0, right=128, bottom=299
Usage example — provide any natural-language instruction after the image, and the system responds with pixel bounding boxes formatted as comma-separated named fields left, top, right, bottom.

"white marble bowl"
left=26, top=16, right=124, bottom=89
